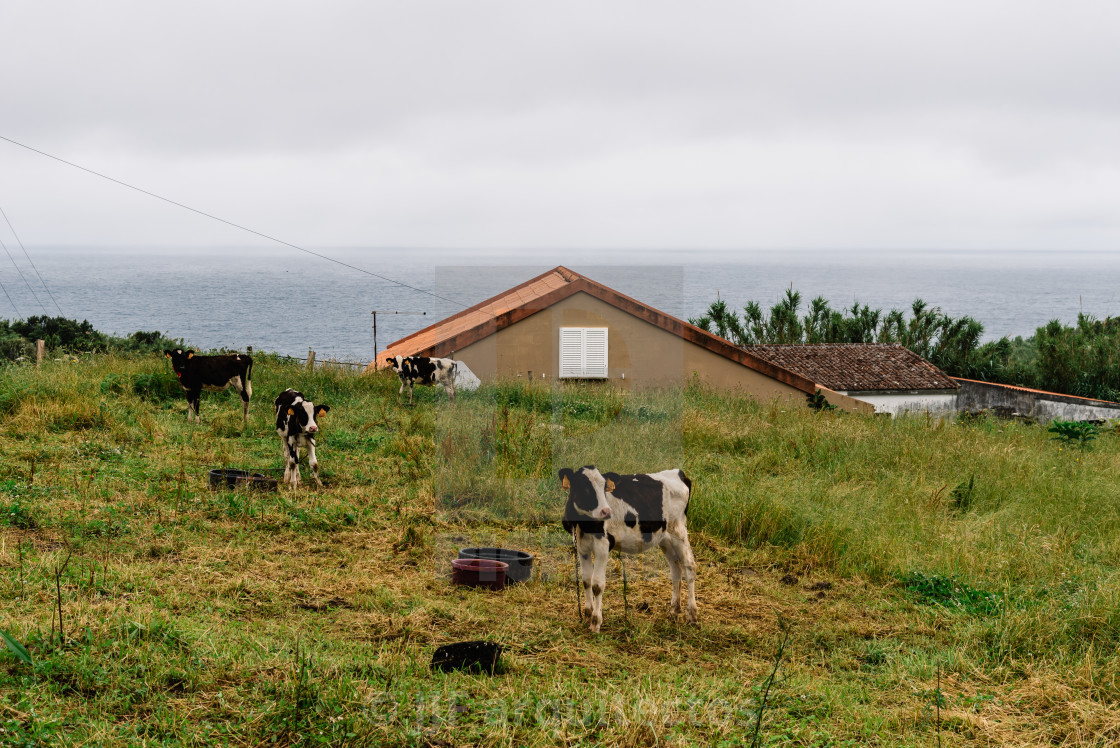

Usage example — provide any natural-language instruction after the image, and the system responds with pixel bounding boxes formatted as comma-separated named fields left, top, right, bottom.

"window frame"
left=558, top=326, right=609, bottom=379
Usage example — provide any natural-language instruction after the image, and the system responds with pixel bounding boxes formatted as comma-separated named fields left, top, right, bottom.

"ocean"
left=3, top=247, right=1117, bottom=362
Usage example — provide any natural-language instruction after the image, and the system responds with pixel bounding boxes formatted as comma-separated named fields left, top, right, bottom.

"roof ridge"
left=748, top=342, right=905, bottom=348
left=388, top=266, right=575, bottom=349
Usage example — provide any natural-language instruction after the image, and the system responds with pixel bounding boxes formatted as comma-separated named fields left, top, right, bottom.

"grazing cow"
left=389, top=355, right=457, bottom=404
left=560, top=465, right=697, bottom=633
left=163, top=349, right=252, bottom=423
left=274, top=388, right=330, bottom=488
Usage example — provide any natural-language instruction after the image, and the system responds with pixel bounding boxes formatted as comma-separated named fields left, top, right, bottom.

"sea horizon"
left=1, top=247, right=1116, bottom=361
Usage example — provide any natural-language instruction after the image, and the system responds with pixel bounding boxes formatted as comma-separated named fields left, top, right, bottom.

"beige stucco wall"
left=451, top=292, right=807, bottom=402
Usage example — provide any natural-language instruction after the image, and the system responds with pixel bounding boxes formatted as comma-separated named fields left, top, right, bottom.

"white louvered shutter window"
left=559, top=327, right=608, bottom=378
left=559, top=328, right=584, bottom=378
left=583, top=328, right=608, bottom=378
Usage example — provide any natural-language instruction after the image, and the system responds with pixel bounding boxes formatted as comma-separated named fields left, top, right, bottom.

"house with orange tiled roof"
left=363, top=266, right=872, bottom=412
left=742, top=344, right=1120, bottom=421
left=744, top=344, right=960, bottom=417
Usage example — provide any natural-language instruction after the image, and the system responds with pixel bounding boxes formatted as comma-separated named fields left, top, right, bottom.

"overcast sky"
left=3, top=1, right=1119, bottom=252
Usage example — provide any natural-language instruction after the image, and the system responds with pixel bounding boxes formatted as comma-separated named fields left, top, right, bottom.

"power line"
left=0, top=234, right=47, bottom=315
left=0, top=265, right=21, bottom=319
left=0, top=205, right=63, bottom=316
left=0, top=134, right=468, bottom=309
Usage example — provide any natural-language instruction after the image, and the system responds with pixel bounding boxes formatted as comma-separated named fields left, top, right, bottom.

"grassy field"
left=2, top=353, right=1119, bottom=746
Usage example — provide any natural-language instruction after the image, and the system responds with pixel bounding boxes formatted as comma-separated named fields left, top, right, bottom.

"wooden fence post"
left=306, top=349, right=316, bottom=371
left=36, top=339, right=45, bottom=366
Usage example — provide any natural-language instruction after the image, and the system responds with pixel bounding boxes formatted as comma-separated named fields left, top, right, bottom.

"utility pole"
left=371, top=310, right=427, bottom=370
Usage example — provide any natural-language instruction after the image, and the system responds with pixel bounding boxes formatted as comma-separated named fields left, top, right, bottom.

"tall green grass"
left=3, top=354, right=1120, bottom=745
left=421, top=377, right=1120, bottom=664
left=4, top=357, right=1118, bottom=607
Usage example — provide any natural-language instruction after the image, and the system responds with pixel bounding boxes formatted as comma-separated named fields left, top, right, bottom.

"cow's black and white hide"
left=389, top=355, right=457, bottom=404
left=560, top=465, right=697, bottom=633
left=163, top=349, right=253, bottom=423
left=274, top=388, right=330, bottom=488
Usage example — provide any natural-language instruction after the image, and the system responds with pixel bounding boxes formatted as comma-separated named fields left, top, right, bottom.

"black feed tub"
left=457, top=547, right=533, bottom=584
left=431, top=641, right=503, bottom=675
left=208, top=469, right=279, bottom=492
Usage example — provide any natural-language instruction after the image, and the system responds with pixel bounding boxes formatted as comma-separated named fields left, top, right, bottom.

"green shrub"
left=0, top=317, right=179, bottom=362
left=1048, top=419, right=1099, bottom=449
left=950, top=475, right=976, bottom=512
left=100, top=374, right=130, bottom=395
left=806, top=389, right=837, bottom=411
left=132, top=373, right=181, bottom=402
left=898, top=571, right=1002, bottom=615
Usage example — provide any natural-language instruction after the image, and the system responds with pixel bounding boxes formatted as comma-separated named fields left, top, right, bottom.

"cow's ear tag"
left=164, top=352, right=170, bottom=359
left=187, top=352, right=194, bottom=359
left=605, top=479, right=616, bottom=492
left=561, top=476, right=570, bottom=490
left=287, top=408, right=295, bottom=415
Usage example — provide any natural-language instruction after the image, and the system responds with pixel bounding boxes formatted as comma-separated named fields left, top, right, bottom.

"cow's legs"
left=588, top=535, right=610, bottom=633
left=285, top=440, right=301, bottom=488
left=663, top=533, right=698, bottom=623
left=577, top=532, right=595, bottom=622
left=681, top=535, right=698, bottom=623
left=306, top=439, right=322, bottom=488
left=187, top=391, right=202, bottom=423
left=662, top=542, right=684, bottom=617
left=236, top=377, right=251, bottom=424
left=282, top=440, right=293, bottom=486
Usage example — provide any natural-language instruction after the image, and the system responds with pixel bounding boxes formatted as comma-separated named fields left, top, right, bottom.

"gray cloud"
left=3, top=0, right=1119, bottom=250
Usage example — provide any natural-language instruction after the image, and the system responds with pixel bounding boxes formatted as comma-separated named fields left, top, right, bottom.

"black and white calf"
left=163, top=349, right=253, bottom=423
left=274, top=389, right=330, bottom=488
left=560, top=465, right=697, bottom=633
left=389, top=355, right=457, bottom=404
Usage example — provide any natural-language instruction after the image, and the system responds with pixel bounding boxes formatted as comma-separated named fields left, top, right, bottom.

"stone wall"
left=954, top=379, right=1120, bottom=423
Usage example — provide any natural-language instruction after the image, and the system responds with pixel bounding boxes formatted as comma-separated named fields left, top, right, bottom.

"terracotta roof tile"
left=744, top=344, right=957, bottom=392
left=377, top=267, right=577, bottom=366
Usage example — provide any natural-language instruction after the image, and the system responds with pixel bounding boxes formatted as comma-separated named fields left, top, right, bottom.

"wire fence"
left=19, top=339, right=373, bottom=372
left=267, top=348, right=370, bottom=371
left=284, top=357, right=368, bottom=369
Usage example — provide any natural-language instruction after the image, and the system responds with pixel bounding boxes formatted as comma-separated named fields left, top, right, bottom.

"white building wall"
left=839, top=391, right=959, bottom=417
left=838, top=383, right=1120, bottom=422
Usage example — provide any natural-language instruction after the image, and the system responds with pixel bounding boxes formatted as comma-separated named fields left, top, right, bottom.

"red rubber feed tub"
left=451, top=558, right=509, bottom=591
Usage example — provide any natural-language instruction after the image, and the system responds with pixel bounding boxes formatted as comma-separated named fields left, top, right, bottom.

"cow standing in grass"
left=560, top=465, right=697, bottom=633
left=163, top=349, right=252, bottom=424
left=274, top=388, right=330, bottom=488
left=389, top=355, right=457, bottom=404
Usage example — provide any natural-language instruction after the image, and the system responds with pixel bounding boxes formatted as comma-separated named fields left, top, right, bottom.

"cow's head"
left=163, top=349, right=195, bottom=377
left=559, top=466, right=614, bottom=520
left=389, top=355, right=406, bottom=374
left=284, top=398, right=330, bottom=434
